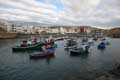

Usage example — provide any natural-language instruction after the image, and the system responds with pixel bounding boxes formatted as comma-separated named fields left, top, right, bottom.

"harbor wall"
left=0, top=32, right=17, bottom=39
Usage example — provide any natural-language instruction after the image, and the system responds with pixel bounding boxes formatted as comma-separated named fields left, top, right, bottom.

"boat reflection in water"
left=70, top=49, right=89, bottom=59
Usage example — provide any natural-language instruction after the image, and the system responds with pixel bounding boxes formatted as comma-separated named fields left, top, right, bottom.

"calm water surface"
left=0, top=38, right=120, bottom=80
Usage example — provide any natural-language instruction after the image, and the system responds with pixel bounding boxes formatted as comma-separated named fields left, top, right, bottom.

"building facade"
left=1, top=20, right=99, bottom=35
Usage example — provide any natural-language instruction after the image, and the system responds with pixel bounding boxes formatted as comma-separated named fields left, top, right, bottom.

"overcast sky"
left=0, top=0, right=120, bottom=28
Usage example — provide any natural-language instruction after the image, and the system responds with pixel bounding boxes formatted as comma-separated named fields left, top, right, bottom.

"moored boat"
left=70, top=45, right=90, bottom=56
left=70, top=48, right=84, bottom=56
left=30, top=48, right=55, bottom=58
left=88, top=40, right=94, bottom=46
left=101, top=37, right=106, bottom=41
left=12, top=39, right=55, bottom=52
left=64, top=39, right=77, bottom=50
left=64, top=45, right=77, bottom=50
left=12, top=42, right=44, bottom=52
left=54, top=37, right=64, bottom=41
left=97, top=42, right=106, bottom=49
left=82, top=37, right=88, bottom=42
left=93, top=38, right=98, bottom=41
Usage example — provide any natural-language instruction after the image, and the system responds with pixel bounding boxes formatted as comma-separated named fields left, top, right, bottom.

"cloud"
left=0, top=0, right=120, bottom=28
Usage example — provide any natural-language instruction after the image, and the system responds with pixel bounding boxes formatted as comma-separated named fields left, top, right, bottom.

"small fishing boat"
left=81, top=39, right=94, bottom=46
left=70, top=48, right=84, bottom=56
left=64, top=45, right=77, bottom=50
left=64, top=39, right=77, bottom=50
left=98, top=42, right=106, bottom=49
left=101, top=38, right=106, bottom=41
left=81, top=42, right=86, bottom=45
left=12, top=42, right=44, bottom=52
left=70, top=45, right=90, bottom=56
left=54, top=37, right=64, bottom=41
left=88, top=40, right=94, bottom=46
left=82, top=37, right=88, bottom=42
left=93, top=38, right=98, bottom=41
left=30, top=48, right=55, bottom=58
left=12, top=40, right=55, bottom=52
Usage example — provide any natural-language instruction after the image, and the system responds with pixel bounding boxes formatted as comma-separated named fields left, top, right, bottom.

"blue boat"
left=98, top=42, right=106, bottom=49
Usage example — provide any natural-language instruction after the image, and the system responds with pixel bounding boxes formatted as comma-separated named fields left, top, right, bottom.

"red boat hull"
left=30, top=53, right=54, bottom=58
left=44, top=41, right=55, bottom=49
left=45, top=41, right=54, bottom=46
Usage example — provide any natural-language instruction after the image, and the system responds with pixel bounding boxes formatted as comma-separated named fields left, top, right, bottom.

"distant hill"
left=107, top=28, right=120, bottom=38
left=7, top=20, right=52, bottom=27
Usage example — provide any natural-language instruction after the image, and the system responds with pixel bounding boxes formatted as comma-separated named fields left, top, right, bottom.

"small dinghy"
left=100, top=37, right=110, bottom=45
left=88, top=39, right=94, bottom=45
left=64, top=39, right=77, bottom=50
left=93, top=37, right=98, bottom=41
left=64, top=45, right=77, bottom=50
left=12, top=39, right=55, bottom=52
left=70, top=45, right=90, bottom=56
left=82, top=37, right=88, bottom=42
left=30, top=48, right=55, bottom=58
left=98, top=42, right=106, bottom=49
left=101, top=38, right=106, bottom=41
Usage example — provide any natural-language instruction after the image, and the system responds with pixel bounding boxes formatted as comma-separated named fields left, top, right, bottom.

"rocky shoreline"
left=95, top=64, right=120, bottom=80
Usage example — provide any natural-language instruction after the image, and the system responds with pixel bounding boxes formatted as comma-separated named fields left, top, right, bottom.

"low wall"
left=0, top=32, right=17, bottom=39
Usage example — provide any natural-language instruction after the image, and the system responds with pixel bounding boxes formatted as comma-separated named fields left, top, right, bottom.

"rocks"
left=95, top=74, right=120, bottom=80
left=95, top=65, right=120, bottom=80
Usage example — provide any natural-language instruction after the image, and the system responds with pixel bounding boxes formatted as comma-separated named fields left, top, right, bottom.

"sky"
left=0, top=0, right=120, bottom=28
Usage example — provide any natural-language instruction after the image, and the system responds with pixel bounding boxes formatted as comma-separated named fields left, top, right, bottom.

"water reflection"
left=29, top=54, right=55, bottom=64
left=1, top=38, right=120, bottom=80
left=79, top=53, right=89, bottom=59
left=69, top=52, right=89, bottom=60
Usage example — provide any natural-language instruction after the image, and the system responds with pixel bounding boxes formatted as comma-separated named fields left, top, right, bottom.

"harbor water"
left=0, top=38, right=120, bottom=80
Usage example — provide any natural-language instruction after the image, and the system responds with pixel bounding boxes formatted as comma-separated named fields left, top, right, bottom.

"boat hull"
left=64, top=45, right=77, bottom=50
left=93, top=38, right=98, bottom=41
left=12, top=43, right=43, bottom=52
left=70, top=48, right=88, bottom=56
left=12, top=41, right=56, bottom=52
left=30, top=53, right=54, bottom=58
left=98, top=43, right=106, bottom=49
left=30, top=48, right=55, bottom=58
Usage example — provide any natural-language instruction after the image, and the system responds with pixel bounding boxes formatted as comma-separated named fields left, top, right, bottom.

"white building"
left=0, top=19, right=93, bottom=34
left=0, top=20, right=12, bottom=32
left=22, top=25, right=34, bottom=34
left=60, top=27, right=65, bottom=34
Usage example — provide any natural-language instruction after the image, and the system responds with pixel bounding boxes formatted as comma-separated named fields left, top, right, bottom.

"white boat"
left=64, top=38, right=77, bottom=50
left=64, top=45, right=77, bottom=50
left=70, top=45, right=90, bottom=56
